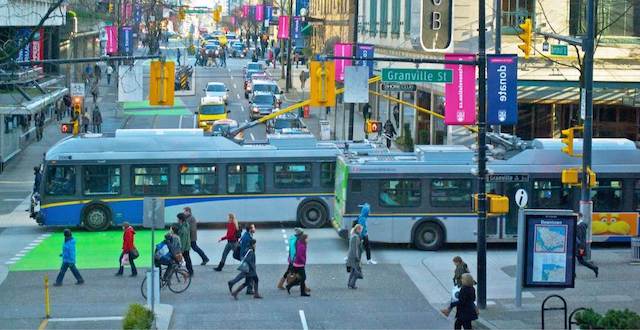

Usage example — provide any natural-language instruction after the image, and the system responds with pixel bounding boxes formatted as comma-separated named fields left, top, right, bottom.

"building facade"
left=308, top=0, right=356, bottom=54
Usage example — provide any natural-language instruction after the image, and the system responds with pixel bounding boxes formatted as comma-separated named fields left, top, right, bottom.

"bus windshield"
left=200, top=104, right=225, bottom=115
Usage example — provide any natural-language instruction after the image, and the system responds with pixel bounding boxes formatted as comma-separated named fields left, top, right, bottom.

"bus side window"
left=46, top=166, right=76, bottom=196
left=320, top=162, right=335, bottom=188
left=591, top=179, right=623, bottom=212
left=350, top=179, right=362, bottom=193
left=635, top=180, right=640, bottom=211
left=83, top=165, right=120, bottom=195
left=430, top=179, right=471, bottom=208
left=227, top=164, right=264, bottom=194
left=532, top=179, right=570, bottom=208
left=379, top=179, right=421, bottom=207
left=179, top=164, right=217, bottom=195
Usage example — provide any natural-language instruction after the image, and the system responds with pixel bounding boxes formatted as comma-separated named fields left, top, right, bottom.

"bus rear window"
left=430, top=179, right=471, bottom=207
left=132, top=166, right=169, bottom=195
left=46, top=166, right=76, bottom=195
left=379, top=180, right=421, bottom=207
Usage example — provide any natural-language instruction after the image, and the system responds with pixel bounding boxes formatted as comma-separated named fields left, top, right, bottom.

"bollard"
left=44, top=275, right=51, bottom=318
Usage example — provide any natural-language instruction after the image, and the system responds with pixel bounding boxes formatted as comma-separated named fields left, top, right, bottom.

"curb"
left=474, top=316, right=497, bottom=330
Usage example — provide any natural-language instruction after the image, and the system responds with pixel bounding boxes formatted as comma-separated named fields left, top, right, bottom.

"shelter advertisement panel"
left=444, top=53, right=476, bottom=125
left=524, top=211, right=576, bottom=288
left=487, top=54, right=518, bottom=125
left=334, top=43, right=352, bottom=82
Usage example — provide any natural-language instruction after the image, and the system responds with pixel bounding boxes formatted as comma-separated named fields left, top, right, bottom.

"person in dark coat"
left=53, top=229, right=84, bottom=286
left=116, top=222, right=137, bottom=276
left=576, top=214, right=599, bottom=277
left=228, top=239, right=262, bottom=299
left=214, top=213, right=239, bottom=271
left=184, top=207, right=209, bottom=265
left=383, top=119, right=396, bottom=148
left=92, top=107, right=102, bottom=133
left=442, top=273, right=478, bottom=329
left=452, top=256, right=471, bottom=287
left=176, top=213, right=193, bottom=276
left=346, top=224, right=363, bottom=289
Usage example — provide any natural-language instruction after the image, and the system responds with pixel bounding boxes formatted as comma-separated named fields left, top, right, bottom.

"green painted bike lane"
left=122, top=99, right=191, bottom=116
left=10, top=230, right=166, bottom=272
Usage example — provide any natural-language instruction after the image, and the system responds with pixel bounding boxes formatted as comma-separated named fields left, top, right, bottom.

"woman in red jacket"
left=116, top=222, right=137, bottom=277
left=286, top=234, right=310, bottom=297
left=214, top=213, right=240, bottom=271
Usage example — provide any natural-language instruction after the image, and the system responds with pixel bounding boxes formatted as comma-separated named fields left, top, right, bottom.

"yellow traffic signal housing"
left=309, top=61, right=336, bottom=107
left=179, top=7, right=186, bottom=20
left=587, top=167, right=597, bottom=187
left=473, top=194, right=509, bottom=214
left=562, top=168, right=580, bottom=185
left=561, top=127, right=574, bottom=156
left=518, top=18, right=533, bottom=58
left=149, top=61, right=176, bottom=106
left=213, top=8, right=221, bottom=22
left=108, top=2, right=114, bottom=13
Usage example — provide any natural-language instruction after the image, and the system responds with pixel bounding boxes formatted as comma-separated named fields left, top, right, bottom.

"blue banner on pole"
left=356, top=44, right=375, bottom=77
left=295, top=0, right=309, bottom=15
left=487, top=54, right=518, bottom=125
left=120, top=27, right=133, bottom=56
left=134, top=4, right=142, bottom=23
left=16, top=28, right=31, bottom=62
left=265, top=6, right=273, bottom=20
left=292, top=16, right=302, bottom=39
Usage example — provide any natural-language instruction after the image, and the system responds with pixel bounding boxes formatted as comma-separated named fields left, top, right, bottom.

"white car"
left=204, top=82, right=229, bottom=104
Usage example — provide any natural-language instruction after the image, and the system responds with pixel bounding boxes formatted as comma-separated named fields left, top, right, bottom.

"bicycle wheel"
left=140, top=276, right=147, bottom=299
left=167, top=269, right=191, bottom=294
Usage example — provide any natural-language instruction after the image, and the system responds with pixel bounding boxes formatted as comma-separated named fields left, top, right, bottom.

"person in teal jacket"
left=54, top=229, right=84, bottom=286
left=357, top=203, right=376, bottom=264
left=278, top=228, right=303, bottom=290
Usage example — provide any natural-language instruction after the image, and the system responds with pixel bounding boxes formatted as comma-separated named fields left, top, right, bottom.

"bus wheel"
left=298, top=201, right=327, bottom=228
left=414, top=222, right=444, bottom=251
left=83, top=205, right=111, bottom=231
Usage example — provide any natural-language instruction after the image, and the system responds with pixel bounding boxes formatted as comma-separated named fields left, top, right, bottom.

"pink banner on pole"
left=105, top=26, right=118, bottom=55
left=334, top=43, right=352, bottom=82
left=277, top=16, right=290, bottom=39
left=255, top=5, right=264, bottom=21
left=444, top=53, right=477, bottom=125
left=231, top=16, right=236, bottom=25
left=242, top=5, right=249, bottom=18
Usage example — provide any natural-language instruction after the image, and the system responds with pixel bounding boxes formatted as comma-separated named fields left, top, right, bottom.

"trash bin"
left=632, top=237, right=640, bottom=262
left=319, top=120, right=330, bottom=141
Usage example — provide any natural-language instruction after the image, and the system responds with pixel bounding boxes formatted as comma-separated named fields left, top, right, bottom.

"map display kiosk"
left=523, top=209, right=577, bottom=288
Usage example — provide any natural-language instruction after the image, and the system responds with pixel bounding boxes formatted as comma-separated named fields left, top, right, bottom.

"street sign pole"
left=150, top=198, right=156, bottom=329
left=347, top=0, right=360, bottom=141
left=477, top=0, right=488, bottom=309
left=514, top=188, right=528, bottom=308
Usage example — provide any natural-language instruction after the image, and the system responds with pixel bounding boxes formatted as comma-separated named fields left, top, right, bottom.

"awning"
left=0, top=87, right=68, bottom=115
left=518, top=81, right=640, bottom=105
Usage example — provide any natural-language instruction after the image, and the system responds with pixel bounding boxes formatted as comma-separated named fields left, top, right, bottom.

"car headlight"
left=200, top=121, right=208, bottom=126
left=223, top=95, right=228, bottom=100
left=252, top=107, right=259, bottom=112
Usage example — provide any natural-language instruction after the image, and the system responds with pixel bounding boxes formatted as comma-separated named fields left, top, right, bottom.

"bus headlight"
left=200, top=121, right=208, bottom=126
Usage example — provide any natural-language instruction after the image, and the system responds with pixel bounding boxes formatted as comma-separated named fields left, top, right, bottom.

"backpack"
left=154, top=241, right=171, bottom=262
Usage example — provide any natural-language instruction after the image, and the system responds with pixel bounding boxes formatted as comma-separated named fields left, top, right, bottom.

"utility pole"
left=581, top=0, right=595, bottom=259
left=347, top=0, right=359, bottom=140
left=477, top=0, right=488, bottom=310
left=285, top=0, right=294, bottom=92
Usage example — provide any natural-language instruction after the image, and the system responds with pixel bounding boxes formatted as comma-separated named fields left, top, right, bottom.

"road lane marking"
left=233, top=83, right=237, bottom=89
left=2, top=198, right=26, bottom=202
left=178, top=115, right=183, bottom=128
left=241, top=105, right=245, bottom=112
left=299, top=310, right=309, bottom=330
left=48, top=316, right=124, bottom=322
left=193, top=115, right=197, bottom=128
left=236, top=93, right=240, bottom=99
left=4, top=261, right=15, bottom=265
left=250, top=133, right=255, bottom=140
left=282, top=234, right=288, bottom=239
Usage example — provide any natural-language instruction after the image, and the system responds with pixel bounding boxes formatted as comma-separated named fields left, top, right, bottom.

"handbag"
left=130, top=248, right=139, bottom=260
left=232, top=244, right=241, bottom=261
left=237, top=250, right=252, bottom=273
left=286, top=272, right=298, bottom=286
left=121, top=253, right=130, bottom=266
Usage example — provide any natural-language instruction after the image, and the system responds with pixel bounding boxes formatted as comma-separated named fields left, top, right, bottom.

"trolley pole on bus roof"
left=476, top=0, right=489, bottom=309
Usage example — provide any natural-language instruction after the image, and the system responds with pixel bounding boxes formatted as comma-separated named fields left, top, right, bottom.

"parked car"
left=249, top=92, right=278, bottom=120
left=203, top=82, right=229, bottom=104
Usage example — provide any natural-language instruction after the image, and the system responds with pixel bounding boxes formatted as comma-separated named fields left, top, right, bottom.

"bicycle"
left=140, top=264, right=191, bottom=299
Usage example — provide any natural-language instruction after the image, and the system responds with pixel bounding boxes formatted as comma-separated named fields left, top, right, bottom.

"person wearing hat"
left=54, top=229, right=84, bottom=286
left=116, top=222, right=137, bottom=277
left=278, top=228, right=307, bottom=290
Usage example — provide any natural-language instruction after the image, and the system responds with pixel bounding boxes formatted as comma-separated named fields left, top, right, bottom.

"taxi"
left=197, top=96, right=229, bottom=131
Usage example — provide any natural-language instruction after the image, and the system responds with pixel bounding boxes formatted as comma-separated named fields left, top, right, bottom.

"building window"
left=380, top=0, right=389, bottom=36
left=430, top=179, right=472, bottom=207
left=227, top=164, right=264, bottom=194
left=501, top=0, right=535, bottom=34
left=591, top=179, right=623, bottom=212
left=532, top=179, right=571, bottom=208
left=391, top=0, right=401, bottom=36
left=320, top=162, right=335, bottom=187
left=46, top=166, right=76, bottom=196
left=179, top=164, right=217, bottom=195
left=370, top=0, right=378, bottom=35
left=404, top=0, right=412, bottom=35
left=379, top=179, right=421, bottom=207
left=275, top=163, right=312, bottom=188
left=571, top=0, right=640, bottom=37
left=83, top=166, right=120, bottom=195
left=132, top=166, right=169, bottom=195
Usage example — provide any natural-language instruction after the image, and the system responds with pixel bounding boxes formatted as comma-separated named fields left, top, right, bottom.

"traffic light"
left=561, top=168, right=580, bottom=185
left=365, top=120, right=382, bottom=133
left=149, top=61, right=175, bottom=106
left=560, top=126, right=583, bottom=157
left=213, top=8, right=221, bottom=22
left=309, top=61, right=336, bottom=107
left=473, top=194, right=509, bottom=214
left=72, top=96, right=83, bottom=116
left=108, top=2, right=114, bottom=13
left=178, top=7, right=186, bottom=20
left=587, top=167, right=597, bottom=188
left=518, top=18, right=533, bottom=59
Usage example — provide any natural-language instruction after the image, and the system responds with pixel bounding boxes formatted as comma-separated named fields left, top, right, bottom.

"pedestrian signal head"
left=60, top=123, right=74, bottom=134
left=366, top=120, right=382, bottom=133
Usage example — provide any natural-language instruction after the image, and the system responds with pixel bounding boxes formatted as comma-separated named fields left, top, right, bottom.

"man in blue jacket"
left=357, top=203, right=377, bottom=264
left=239, top=224, right=256, bottom=294
left=54, top=229, right=84, bottom=286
